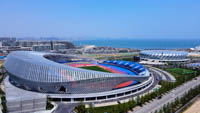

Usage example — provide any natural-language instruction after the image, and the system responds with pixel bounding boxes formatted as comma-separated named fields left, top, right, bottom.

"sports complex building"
left=187, top=63, right=200, bottom=70
left=4, top=51, right=157, bottom=113
left=4, top=51, right=153, bottom=101
left=139, top=50, right=189, bottom=65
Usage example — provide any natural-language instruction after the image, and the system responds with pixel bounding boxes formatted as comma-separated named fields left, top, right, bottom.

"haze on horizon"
left=0, top=0, right=200, bottom=40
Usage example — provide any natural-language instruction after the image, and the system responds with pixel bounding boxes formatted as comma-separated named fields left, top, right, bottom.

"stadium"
left=4, top=51, right=153, bottom=102
left=187, top=63, right=200, bottom=70
left=139, top=50, right=189, bottom=65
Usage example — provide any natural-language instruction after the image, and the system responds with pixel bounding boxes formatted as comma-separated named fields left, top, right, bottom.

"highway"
left=131, top=76, right=200, bottom=113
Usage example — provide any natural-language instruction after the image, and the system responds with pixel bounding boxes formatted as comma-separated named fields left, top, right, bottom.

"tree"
left=158, top=109, right=163, bottom=113
left=127, top=99, right=134, bottom=111
left=88, top=103, right=95, bottom=113
left=136, top=96, right=142, bottom=106
left=75, top=102, right=87, bottom=113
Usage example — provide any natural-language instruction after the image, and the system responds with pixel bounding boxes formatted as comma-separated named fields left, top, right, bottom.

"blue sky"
left=0, top=0, right=200, bottom=40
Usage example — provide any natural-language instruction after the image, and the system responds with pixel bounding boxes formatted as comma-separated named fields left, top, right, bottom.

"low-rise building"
left=32, top=45, right=51, bottom=51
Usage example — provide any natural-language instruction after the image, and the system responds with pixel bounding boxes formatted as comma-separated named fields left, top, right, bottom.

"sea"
left=72, top=39, right=200, bottom=50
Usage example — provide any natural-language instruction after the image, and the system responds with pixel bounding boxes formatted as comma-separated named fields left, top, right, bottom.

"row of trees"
left=154, top=84, right=200, bottom=113
left=75, top=99, right=137, bottom=113
left=0, top=66, right=7, bottom=113
left=75, top=85, right=173, bottom=113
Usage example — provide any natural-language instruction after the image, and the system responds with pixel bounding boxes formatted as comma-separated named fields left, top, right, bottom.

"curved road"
left=146, top=66, right=176, bottom=82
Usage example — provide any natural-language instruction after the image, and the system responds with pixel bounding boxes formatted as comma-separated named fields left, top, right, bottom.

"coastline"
left=72, top=39, right=200, bottom=50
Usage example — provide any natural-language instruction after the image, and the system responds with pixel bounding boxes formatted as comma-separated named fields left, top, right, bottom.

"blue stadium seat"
left=102, top=60, right=145, bottom=75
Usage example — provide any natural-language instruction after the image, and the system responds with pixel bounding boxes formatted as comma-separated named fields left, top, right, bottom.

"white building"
left=32, top=44, right=51, bottom=51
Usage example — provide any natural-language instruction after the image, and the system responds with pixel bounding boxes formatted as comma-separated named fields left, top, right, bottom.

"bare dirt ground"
left=184, top=98, right=200, bottom=113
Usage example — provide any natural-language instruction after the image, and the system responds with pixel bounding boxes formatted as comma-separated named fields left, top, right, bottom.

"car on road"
left=157, top=95, right=162, bottom=99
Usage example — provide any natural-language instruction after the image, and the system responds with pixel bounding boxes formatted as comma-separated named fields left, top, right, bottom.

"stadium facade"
left=4, top=51, right=152, bottom=103
left=139, top=50, right=189, bottom=65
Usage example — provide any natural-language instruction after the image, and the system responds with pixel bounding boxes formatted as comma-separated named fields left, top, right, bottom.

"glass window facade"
left=4, top=51, right=149, bottom=94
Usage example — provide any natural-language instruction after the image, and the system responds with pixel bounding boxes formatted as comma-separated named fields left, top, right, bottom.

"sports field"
left=166, top=68, right=196, bottom=75
left=79, top=66, right=112, bottom=73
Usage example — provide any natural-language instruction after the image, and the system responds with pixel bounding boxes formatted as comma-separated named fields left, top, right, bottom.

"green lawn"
left=166, top=68, right=196, bottom=75
left=79, top=66, right=111, bottom=73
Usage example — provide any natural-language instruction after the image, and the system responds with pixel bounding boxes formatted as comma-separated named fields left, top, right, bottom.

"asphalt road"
left=131, top=77, right=200, bottom=113
left=146, top=66, right=175, bottom=82
left=52, top=103, right=77, bottom=113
